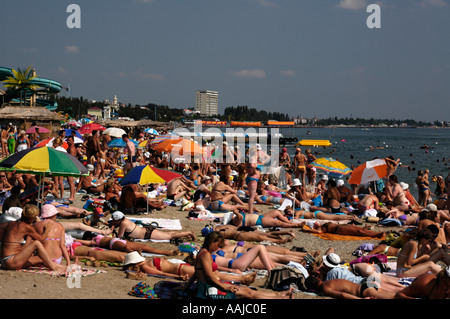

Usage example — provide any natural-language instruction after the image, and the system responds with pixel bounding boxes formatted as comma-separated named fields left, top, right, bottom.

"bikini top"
left=197, top=249, right=218, bottom=272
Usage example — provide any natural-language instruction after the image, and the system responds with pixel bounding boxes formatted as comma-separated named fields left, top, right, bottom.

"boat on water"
left=296, top=139, right=332, bottom=147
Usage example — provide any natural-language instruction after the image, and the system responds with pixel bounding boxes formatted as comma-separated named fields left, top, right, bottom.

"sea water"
left=279, top=127, right=450, bottom=198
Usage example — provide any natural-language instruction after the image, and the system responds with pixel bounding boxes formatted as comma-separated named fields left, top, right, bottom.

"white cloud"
left=280, top=70, right=295, bottom=77
left=337, top=0, right=368, bottom=10
left=65, top=45, right=79, bottom=54
left=228, top=69, right=267, bottom=79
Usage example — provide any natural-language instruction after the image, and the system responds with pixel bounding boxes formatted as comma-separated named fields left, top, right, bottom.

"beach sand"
left=0, top=192, right=401, bottom=300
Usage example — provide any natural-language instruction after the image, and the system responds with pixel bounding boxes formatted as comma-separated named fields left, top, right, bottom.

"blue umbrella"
left=107, top=138, right=139, bottom=148
left=64, top=129, right=83, bottom=139
left=145, top=128, right=159, bottom=135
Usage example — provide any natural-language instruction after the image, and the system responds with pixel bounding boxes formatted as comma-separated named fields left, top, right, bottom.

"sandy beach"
left=0, top=191, right=401, bottom=301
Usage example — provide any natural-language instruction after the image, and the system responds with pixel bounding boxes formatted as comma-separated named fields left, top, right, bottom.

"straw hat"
left=123, top=252, right=146, bottom=266
left=322, top=253, right=341, bottom=268
left=41, top=204, right=58, bottom=219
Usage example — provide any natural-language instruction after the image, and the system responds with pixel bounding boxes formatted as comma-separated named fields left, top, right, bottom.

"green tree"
left=2, top=66, right=39, bottom=106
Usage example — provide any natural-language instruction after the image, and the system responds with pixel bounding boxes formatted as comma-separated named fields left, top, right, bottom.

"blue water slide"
left=0, top=66, right=62, bottom=109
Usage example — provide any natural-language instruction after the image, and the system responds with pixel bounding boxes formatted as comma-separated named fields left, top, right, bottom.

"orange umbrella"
left=348, top=159, right=387, bottom=185
left=154, top=138, right=204, bottom=156
left=153, top=138, right=183, bottom=152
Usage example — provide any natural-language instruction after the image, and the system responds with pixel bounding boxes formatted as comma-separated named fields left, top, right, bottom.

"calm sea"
left=278, top=127, right=450, bottom=198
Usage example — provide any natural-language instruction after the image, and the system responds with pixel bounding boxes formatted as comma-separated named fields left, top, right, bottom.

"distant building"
left=195, top=90, right=218, bottom=116
left=87, top=106, right=102, bottom=120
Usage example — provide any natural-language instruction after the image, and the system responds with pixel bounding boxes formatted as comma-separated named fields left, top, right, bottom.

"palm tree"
left=2, top=66, right=39, bottom=106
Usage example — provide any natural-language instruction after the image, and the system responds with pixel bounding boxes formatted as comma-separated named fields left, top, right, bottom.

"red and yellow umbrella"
left=154, top=138, right=204, bottom=156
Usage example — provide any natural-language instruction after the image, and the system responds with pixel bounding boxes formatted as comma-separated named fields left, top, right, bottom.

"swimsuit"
left=207, top=201, right=224, bottom=211
left=144, top=225, right=156, bottom=240
left=245, top=176, right=259, bottom=185
left=241, top=213, right=264, bottom=227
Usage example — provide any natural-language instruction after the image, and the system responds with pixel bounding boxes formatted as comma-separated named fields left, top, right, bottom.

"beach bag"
left=201, top=224, right=214, bottom=237
left=128, top=281, right=158, bottom=299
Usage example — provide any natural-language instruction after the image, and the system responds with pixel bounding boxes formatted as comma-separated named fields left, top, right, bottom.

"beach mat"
left=17, top=266, right=107, bottom=277
left=129, top=218, right=182, bottom=230
left=312, top=232, right=385, bottom=241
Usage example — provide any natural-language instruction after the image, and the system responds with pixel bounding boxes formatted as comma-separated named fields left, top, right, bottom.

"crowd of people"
left=0, top=122, right=450, bottom=300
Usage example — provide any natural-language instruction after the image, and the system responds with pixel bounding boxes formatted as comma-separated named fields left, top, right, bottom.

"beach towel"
left=312, top=232, right=385, bottom=241
left=129, top=218, right=182, bottom=230
left=17, top=266, right=107, bottom=277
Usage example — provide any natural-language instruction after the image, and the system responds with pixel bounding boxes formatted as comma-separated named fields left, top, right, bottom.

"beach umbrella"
left=311, top=157, right=352, bottom=176
left=145, top=128, right=159, bottom=135
left=107, top=137, right=139, bottom=148
left=154, top=138, right=204, bottom=156
left=25, top=126, right=50, bottom=134
left=120, top=165, right=182, bottom=186
left=138, top=139, right=149, bottom=148
left=120, top=165, right=182, bottom=213
left=78, top=123, right=105, bottom=135
left=67, top=120, right=82, bottom=128
left=34, top=138, right=68, bottom=150
left=0, top=146, right=88, bottom=204
left=64, top=128, right=84, bottom=139
left=104, top=127, right=127, bottom=138
left=148, top=133, right=180, bottom=146
left=348, top=158, right=388, bottom=185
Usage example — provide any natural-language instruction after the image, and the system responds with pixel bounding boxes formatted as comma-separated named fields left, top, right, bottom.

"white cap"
left=400, top=182, right=409, bottom=190
left=112, top=211, right=125, bottom=220
left=292, top=178, right=302, bottom=187
left=123, top=251, right=146, bottom=265
left=337, top=179, right=344, bottom=187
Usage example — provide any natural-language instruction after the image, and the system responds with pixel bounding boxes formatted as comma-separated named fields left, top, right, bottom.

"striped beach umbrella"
left=120, top=165, right=182, bottom=186
left=147, top=133, right=180, bottom=146
left=311, top=157, right=352, bottom=176
left=0, top=146, right=88, bottom=177
left=34, top=138, right=69, bottom=150
left=348, top=159, right=388, bottom=185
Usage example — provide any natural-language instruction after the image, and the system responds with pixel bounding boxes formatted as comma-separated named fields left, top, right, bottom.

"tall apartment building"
left=195, top=90, right=218, bottom=116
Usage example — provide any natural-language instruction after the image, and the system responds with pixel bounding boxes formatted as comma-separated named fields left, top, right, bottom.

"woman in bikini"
left=416, top=170, right=431, bottom=207
left=184, top=231, right=294, bottom=299
left=0, top=204, right=66, bottom=273
left=395, top=228, right=450, bottom=278
left=215, top=224, right=295, bottom=244
left=76, top=233, right=179, bottom=256
left=285, top=207, right=357, bottom=222
left=123, top=251, right=257, bottom=284
left=33, top=204, right=71, bottom=266
left=230, top=209, right=302, bottom=229
left=111, top=211, right=196, bottom=242
left=245, top=146, right=260, bottom=215
left=300, top=221, right=386, bottom=238
left=385, top=175, right=410, bottom=213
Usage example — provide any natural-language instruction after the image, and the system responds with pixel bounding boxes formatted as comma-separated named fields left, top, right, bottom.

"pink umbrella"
left=25, top=126, right=50, bottom=134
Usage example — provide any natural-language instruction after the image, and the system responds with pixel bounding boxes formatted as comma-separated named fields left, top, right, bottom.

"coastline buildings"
left=195, top=90, right=218, bottom=116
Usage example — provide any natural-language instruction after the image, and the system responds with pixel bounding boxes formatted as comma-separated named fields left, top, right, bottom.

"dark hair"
left=389, top=175, right=398, bottom=183
left=416, top=228, right=434, bottom=241
left=426, top=224, right=440, bottom=237
left=202, top=231, right=224, bottom=250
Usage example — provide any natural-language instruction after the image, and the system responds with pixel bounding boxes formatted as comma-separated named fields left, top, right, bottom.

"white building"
left=195, top=90, right=218, bottom=116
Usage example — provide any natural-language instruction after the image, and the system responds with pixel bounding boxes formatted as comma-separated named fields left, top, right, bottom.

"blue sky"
left=1, top=0, right=450, bottom=122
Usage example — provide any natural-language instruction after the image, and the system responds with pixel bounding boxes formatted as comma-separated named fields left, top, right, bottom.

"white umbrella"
left=145, top=128, right=159, bottom=135
left=104, top=127, right=127, bottom=138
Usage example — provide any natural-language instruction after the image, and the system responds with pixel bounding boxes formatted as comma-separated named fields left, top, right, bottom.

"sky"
left=1, top=0, right=450, bottom=122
